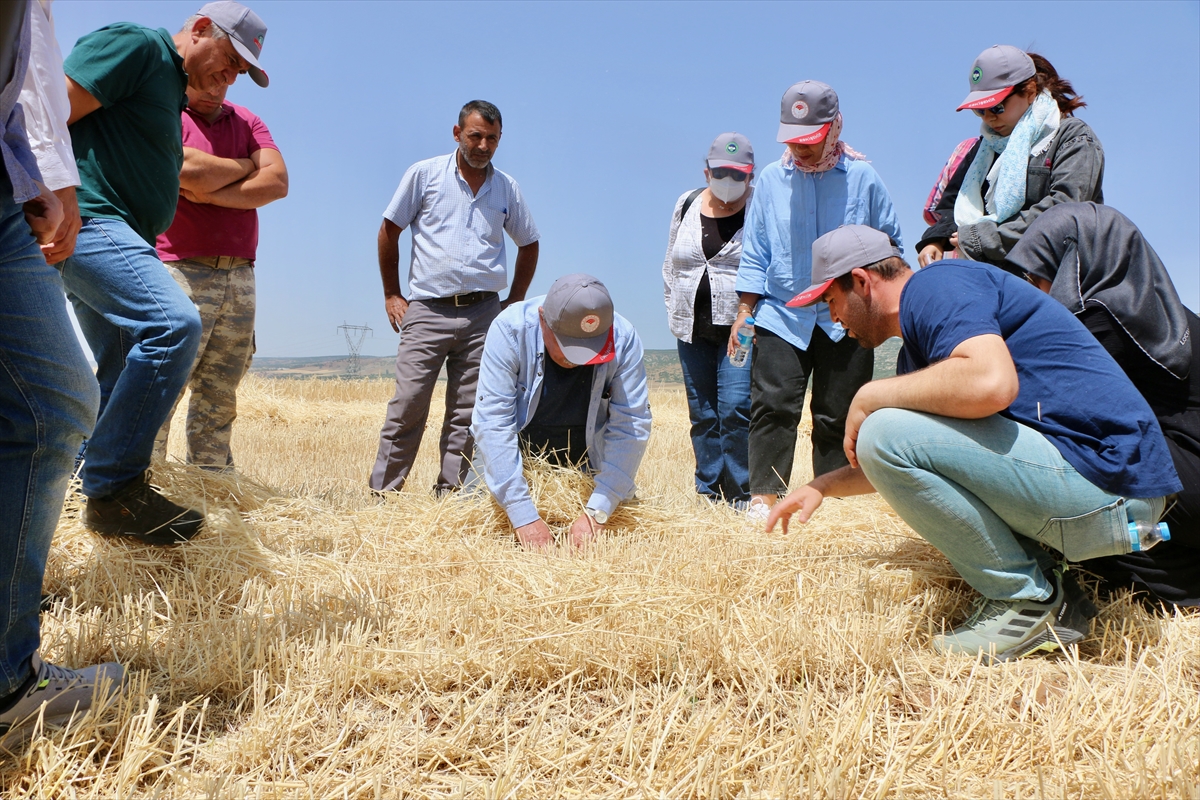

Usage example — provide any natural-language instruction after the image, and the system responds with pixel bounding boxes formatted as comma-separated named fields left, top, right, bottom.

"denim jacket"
left=471, top=297, right=652, bottom=527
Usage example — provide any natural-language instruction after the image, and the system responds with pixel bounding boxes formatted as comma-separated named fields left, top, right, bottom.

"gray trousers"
left=369, top=297, right=500, bottom=492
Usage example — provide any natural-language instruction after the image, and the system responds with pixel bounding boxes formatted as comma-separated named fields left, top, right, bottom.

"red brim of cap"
left=581, top=328, right=616, bottom=365
left=782, top=122, right=832, bottom=145
left=706, top=160, right=754, bottom=172
left=956, top=85, right=1013, bottom=111
left=786, top=278, right=835, bottom=308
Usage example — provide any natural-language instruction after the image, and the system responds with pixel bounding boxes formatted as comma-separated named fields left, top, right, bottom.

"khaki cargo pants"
left=154, top=256, right=255, bottom=468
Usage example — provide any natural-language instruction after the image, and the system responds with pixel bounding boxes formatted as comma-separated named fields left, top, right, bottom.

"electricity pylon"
left=337, top=323, right=372, bottom=376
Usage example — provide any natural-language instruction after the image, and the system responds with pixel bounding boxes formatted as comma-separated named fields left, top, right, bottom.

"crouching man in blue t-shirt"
left=766, top=225, right=1181, bottom=663
left=471, top=274, right=652, bottom=550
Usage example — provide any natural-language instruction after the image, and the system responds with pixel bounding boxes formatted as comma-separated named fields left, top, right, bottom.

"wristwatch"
left=585, top=506, right=609, bottom=525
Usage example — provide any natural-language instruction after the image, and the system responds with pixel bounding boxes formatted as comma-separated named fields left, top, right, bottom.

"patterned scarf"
left=954, top=91, right=1061, bottom=227
left=781, top=114, right=868, bottom=173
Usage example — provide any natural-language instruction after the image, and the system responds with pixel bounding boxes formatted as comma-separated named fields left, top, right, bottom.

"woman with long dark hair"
left=1007, top=202, right=1200, bottom=608
left=918, top=46, right=1103, bottom=269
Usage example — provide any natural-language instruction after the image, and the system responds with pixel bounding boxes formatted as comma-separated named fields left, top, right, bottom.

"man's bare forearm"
left=196, top=164, right=288, bottom=209
left=180, top=147, right=254, bottom=193
left=506, top=241, right=539, bottom=304
left=856, top=334, right=1019, bottom=422
left=810, top=465, right=875, bottom=498
left=378, top=218, right=404, bottom=298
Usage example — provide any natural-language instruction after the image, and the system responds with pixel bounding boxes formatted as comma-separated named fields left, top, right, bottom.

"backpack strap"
left=677, top=188, right=705, bottom=223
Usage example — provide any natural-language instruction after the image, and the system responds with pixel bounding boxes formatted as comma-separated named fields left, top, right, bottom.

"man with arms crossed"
left=62, top=1, right=270, bottom=544
left=372, top=100, right=540, bottom=496
left=768, top=225, right=1180, bottom=662
left=472, top=274, right=651, bottom=549
left=155, top=78, right=288, bottom=468
left=0, top=0, right=123, bottom=748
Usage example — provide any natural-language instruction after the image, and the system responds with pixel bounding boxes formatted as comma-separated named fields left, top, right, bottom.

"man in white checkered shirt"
left=371, top=99, right=540, bottom=496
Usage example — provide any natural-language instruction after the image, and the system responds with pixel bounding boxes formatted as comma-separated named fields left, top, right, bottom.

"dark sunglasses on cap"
left=709, top=167, right=750, bottom=181
left=972, top=99, right=1007, bottom=117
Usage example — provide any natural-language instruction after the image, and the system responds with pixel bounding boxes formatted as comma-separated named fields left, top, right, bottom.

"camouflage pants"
left=154, top=259, right=255, bottom=467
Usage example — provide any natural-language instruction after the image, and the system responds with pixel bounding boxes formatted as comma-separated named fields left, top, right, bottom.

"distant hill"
left=253, top=338, right=901, bottom=383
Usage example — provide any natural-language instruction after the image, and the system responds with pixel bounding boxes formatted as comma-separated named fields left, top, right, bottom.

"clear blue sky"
left=55, top=0, right=1200, bottom=357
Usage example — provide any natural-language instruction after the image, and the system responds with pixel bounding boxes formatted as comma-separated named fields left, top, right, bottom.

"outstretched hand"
left=765, top=485, right=825, bottom=535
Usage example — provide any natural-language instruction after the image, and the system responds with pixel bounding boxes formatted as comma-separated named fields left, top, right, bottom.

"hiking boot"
left=84, top=472, right=204, bottom=545
left=0, top=652, right=125, bottom=751
left=933, top=568, right=1093, bottom=663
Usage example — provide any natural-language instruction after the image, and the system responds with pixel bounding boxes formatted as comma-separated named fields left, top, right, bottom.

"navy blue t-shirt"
left=896, top=261, right=1181, bottom=499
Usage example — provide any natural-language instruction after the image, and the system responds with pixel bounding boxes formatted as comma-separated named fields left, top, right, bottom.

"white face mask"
left=709, top=175, right=747, bottom=204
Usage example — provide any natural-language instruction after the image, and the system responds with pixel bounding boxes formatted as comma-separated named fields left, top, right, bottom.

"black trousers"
left=748, top=325, right=874, bottom=495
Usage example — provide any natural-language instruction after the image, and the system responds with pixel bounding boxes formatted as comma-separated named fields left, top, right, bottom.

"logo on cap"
left=580, top=314, right=601, bottom=333
left=791, top=100, right=809, bottom=120
left=971, top=66, right=982, bottom=84
left=726, top=141, right=738, bottom=154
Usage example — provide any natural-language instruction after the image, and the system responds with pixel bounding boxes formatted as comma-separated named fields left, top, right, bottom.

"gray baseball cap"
left=197, top=1, right=269, bottom=87
left=777, top=80, right=838, bottom=144
left=707, top=132, right=754, bottom=172
left=787, top=225, right=902, bottom=307
left=957, top=45, right=1034, bottom=111
left=542, top=274, right=616, bottom=365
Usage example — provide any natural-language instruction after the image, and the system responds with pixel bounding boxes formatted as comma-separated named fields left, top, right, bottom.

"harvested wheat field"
left=7, top=374, right=1198, bottom=798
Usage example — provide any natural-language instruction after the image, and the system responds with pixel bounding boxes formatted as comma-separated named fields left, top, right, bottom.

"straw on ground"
left=6, top=375, right=1197, bottom=798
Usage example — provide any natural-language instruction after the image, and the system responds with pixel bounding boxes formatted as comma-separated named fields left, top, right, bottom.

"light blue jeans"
left=0, top=176, right=99, bottom=696
left=60, top=218, right=201, bottom=498
left=857, top=409, right=1165, bottom=602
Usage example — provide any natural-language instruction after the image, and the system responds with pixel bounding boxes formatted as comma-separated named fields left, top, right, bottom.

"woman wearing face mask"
left=1007, top=202, right=1200, bottom=608
left=662, top=132, right=755, bottom=506
left=917, top=46, right=1103, bottom=269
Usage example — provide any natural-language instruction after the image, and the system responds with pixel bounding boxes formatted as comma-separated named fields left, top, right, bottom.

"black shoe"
left=83, top=473, right=203, bottom=546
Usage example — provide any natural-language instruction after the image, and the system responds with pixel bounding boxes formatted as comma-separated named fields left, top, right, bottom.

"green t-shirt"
left=65, top=23, right=187, bottom=244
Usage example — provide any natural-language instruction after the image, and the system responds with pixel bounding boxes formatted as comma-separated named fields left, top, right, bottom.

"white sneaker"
left=0, top=652, right=125, bottom=751
left=744, top=500, right=771, bottom=523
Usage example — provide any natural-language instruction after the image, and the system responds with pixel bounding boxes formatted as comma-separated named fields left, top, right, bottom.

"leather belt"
left=426, top=291, right=498, bottom=307
left=188, top=255, right=254, bottom=269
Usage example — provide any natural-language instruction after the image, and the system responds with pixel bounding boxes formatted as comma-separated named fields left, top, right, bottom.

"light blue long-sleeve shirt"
left=735, top=154, right=902, bottom=349
left=471, top=297, right=652, bottom=528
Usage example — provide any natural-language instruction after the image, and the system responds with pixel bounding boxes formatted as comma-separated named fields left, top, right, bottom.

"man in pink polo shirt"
left=155, top=75, right=288, bottom=469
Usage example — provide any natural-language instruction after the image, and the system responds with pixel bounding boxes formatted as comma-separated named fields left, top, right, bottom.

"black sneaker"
left=84, top=472, right=203, bottom=545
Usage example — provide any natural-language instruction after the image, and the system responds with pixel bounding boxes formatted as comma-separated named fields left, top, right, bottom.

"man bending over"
left=768, top=225, right=1180, bottom=662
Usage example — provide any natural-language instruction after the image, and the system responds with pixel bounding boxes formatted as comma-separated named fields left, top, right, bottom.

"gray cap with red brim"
left=787, top=225, right=903, bottom=307
left=957, top=45, right=1034, bottom=111
left=197, top=1, right=270, bottom=87
left=777, top=80, right=838, bottom=144
left=543, top=274, right=617, bottom=366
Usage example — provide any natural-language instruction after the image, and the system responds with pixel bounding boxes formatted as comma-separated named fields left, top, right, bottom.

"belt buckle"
left=453, top=293, right=465, bottom=307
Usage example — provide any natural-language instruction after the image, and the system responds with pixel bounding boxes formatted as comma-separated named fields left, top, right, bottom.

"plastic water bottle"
left=1129, top=520, right=1171, bottom=553
left=730, top=317, right=755, bottom=368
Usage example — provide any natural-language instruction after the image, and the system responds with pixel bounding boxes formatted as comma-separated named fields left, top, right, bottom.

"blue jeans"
left=677, top=337, right=751, bottom=503
left=0, top=179, right=99, bottom=696
left=857, top=409, right=1165, bottom=602
left=60, top=218, right=201, bottom=498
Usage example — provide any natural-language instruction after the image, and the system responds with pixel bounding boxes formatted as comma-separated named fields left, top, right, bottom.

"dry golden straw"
left=4, top=375, right=1196, bottom=798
